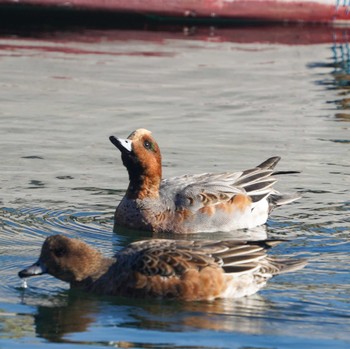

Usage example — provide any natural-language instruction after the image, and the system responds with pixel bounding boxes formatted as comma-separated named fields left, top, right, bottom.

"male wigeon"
left=109, top=129, right=300, bottom=234
left=19, top=235, right=306, bottom=301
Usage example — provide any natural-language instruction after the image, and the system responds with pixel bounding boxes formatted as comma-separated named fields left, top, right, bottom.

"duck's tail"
left=268, top=192, right=301, bottom=212
left=266, top=256, right=308, bottom=275
left=255, top=156, right=301, bottom=211
left=257, top=156, right=300, bottom=176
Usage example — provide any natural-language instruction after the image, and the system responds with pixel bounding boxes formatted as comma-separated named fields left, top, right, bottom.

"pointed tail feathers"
left=267, top=256, right=308, bottom=275
left=269, top=192, right=301, bottom=212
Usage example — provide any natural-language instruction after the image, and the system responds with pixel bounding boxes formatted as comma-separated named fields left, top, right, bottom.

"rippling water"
left=0, top=24, right=349, bottom=349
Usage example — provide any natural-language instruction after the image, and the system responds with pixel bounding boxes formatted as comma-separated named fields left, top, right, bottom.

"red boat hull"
left=1, top=0, right=350, bottom=25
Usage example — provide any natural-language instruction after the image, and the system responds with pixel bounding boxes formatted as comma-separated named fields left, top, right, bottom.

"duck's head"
left=109, top=128, right=162, bottom=187
left=18, top=235, right=105, bottom=284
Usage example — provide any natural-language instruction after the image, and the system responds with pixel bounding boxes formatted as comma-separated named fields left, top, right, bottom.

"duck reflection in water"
left=27, top=291, right=288, bottom=344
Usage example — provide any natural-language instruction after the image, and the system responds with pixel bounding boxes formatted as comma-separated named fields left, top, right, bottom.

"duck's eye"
left=53, top=247, right=66, bottom=258
left=143, top=140, right=152, bottom=150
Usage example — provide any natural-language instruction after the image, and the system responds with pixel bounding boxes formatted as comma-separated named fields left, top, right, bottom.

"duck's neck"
left=70, top=257, right=115, bottom=289
left=126, top=171, right=161, bottom=200
left=121, top=150, right=162, bottom=200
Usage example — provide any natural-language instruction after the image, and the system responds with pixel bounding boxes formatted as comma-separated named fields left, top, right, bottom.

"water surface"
left=0, top=25, right=349, bottom=349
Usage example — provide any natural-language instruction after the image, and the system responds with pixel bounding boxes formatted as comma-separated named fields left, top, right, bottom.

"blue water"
left=0, top=24, right=349, bottom=348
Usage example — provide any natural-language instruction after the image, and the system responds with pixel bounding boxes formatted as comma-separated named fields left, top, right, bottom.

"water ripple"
left=0, top=205, right=116, bottom=301
left=1, top=206, right=114, bottom=242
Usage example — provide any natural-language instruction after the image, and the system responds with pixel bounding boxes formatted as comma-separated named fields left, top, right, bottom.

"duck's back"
left=115, top=157, right=299, bottom=234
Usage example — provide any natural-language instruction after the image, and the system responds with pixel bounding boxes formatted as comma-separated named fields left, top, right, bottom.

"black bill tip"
left=109, top=135, right=119, bottom=147
left=18, top=261, right=47, bottom=279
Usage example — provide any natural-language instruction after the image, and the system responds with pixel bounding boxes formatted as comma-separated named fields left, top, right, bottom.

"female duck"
left=19, top=235, right=306, bottom=301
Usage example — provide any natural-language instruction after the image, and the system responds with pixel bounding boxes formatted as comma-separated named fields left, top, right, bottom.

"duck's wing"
left=161, top=157, right=283, bottom=212
left=118, top=239, right=218, bottom=277
left=117, top=239, right=291, bottom=277
left=213, top=239, right=307, bottom=276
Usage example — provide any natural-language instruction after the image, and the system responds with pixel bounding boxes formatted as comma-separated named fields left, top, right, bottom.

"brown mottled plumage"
left=109, top=129, right=300, bottom=234
left=19, top=235, right=306, bottom=301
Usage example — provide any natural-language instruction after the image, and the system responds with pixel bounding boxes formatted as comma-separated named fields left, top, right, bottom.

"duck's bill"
left=109, top=136, right=132, bottom=153
left=18, top=260, right=47, bottom=279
